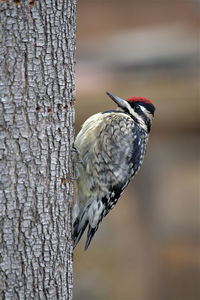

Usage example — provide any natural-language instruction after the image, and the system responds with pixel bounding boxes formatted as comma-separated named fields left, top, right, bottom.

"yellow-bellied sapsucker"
left=73, top=92, right=155, bottom=250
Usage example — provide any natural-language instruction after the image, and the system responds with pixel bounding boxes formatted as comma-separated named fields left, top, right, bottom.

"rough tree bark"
left=0, top=0, right=76, bottom=299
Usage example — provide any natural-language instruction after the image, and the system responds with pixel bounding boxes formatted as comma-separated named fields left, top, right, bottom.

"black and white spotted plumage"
left=73, top=92, right=155, bottom=250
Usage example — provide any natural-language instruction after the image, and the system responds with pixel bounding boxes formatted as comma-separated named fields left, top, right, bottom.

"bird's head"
left=106, top=91, right=155, bottom=132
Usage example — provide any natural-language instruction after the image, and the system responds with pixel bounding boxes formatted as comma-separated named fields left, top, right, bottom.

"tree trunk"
left=0, top=0, right=76, bottom=299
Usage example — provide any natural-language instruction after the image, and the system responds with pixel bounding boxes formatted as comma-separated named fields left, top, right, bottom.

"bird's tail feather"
left=73, top=204, right=99, bottom=250
left=84, top=224, right=98, bottom=251
left=73, top=217, right=88, bottom=249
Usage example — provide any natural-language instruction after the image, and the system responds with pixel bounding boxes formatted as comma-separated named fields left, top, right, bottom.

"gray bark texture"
left=0, top=0, right=76, bottom=299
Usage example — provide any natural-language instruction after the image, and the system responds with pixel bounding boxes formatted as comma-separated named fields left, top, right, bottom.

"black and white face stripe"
left=126, top=101, right=155, bottom=132
left=128, top=101, right=155, bottom=117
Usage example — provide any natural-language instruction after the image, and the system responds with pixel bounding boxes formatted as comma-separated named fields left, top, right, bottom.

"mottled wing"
left=73, top=112, right=147, bottom=250
left=83, top=117, right=147, bottom=249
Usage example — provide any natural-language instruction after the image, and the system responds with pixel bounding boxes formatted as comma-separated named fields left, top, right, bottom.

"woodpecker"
left=73, top=92, right=155, bottom=250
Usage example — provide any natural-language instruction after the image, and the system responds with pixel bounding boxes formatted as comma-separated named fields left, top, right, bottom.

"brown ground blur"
left=73, top=1, right=200, bottom=299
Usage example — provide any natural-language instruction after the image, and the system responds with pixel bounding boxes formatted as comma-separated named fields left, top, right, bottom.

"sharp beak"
left=106, top=91, right=127, bottom=109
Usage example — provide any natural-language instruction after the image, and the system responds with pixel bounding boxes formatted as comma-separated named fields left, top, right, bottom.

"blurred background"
left=73, top=0, right=200, bottom=299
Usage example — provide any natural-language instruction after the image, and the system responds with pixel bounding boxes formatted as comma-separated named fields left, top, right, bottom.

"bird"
left=72, top=91, right=155, bottom=250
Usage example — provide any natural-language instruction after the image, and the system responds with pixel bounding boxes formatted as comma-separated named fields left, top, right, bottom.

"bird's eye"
left=135, top=105, right=140, bottom=111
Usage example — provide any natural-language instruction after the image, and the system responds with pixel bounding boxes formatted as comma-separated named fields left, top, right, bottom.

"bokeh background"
left=73, top=0, right=200, bottom=299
